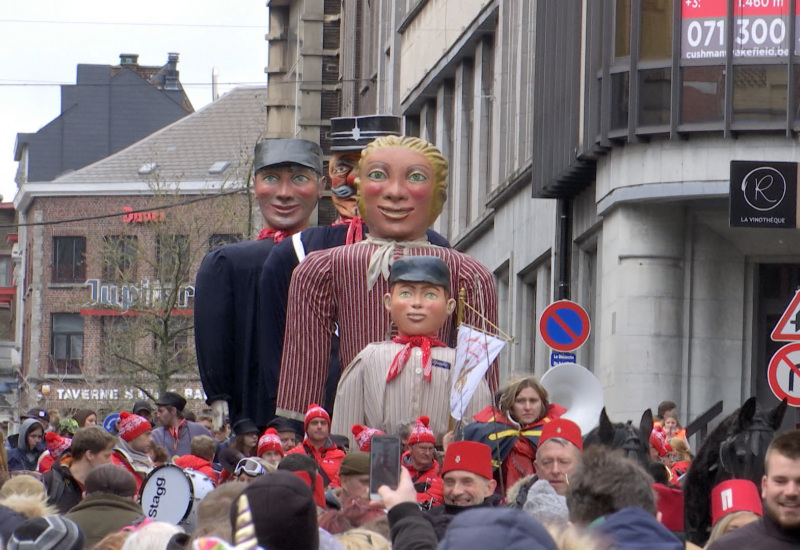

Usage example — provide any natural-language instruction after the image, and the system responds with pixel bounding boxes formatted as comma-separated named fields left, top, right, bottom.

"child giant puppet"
left=276, top=136, right=499, bottom=420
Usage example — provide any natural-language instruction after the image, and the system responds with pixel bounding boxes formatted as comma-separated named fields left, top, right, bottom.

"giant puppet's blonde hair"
left=355, top=135, right=449, bottom=226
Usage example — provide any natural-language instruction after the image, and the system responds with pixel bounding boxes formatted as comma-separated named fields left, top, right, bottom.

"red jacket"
left=111, top=453, right=145, bottom=492
left=173, top=454, right=220, bottom=485
left=470, top=403, right=565, bottom=491
left=401, top=452, right=443, bottom=508
left=286, top=438, right=346, bottom=487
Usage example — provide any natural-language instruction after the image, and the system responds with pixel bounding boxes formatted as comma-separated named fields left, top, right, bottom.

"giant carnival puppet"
left=257, top=119, right=450, bottom=418
left=331, top=255, right=492, bottom=440
left=275, top=135, right=499, bottom=421
left=195, top=138, right=325, bottom=428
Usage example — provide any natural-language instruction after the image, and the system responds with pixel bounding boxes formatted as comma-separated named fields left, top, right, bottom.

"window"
left=103, top=236, right=138, bottom=281
left=51, top=313, right=83, bottom=375
left=0, top=256, right=11, bottom=287
left=208, top=233, right=241, bottom=252
left=157, top=235, right=190, bottom=282
left=52, top=237, right=86, bottom=283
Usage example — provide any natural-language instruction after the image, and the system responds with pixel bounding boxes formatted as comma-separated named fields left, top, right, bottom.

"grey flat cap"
left=254, top=139, right=324, bottom=174
left=389, top=256, right=451, bottom=289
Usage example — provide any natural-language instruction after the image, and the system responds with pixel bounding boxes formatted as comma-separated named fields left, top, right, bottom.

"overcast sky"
left=0, top=1, right=268, bottom=203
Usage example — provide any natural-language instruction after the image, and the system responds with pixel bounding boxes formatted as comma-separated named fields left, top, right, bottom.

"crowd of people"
left=1, top=388, right=799, bottom=550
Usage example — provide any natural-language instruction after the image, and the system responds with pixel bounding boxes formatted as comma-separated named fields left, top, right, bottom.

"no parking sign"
left=538, top=300, right=591, bottom=353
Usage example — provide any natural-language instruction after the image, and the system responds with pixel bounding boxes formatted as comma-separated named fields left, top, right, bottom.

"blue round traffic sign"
left=538, top=300, right=591, bottom=352
left=102, top=413, right=120, bottom=433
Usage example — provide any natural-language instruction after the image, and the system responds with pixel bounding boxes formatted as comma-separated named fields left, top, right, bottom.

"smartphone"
left=369, top=434, right=402, bottom=501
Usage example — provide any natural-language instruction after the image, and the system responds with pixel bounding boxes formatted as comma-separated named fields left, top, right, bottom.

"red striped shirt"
left=277, top=242, right=499, bottom=417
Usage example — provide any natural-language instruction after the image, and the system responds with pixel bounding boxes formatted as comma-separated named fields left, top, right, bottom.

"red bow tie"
left=387, top=335, right=447, bottom=383
left=256, top=228, right=290, bottom=243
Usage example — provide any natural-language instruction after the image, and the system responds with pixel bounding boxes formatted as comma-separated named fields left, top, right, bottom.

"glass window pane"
left=54, top=335, right=67, bottom=360
left=639, top=68, right=671, bottom=125
left=641, top=0, right=673, bottom=61
left=0, top=257, right=10, bottom=287
left=681, top=66, right=725, bottom=124
left=611, top=72, right=630, bottom=131
left=733, top=65, right=787, bottom=124
left=70, top=335, right=83, bottom=360
left=53, top=313, right=84, bottom=333
left=615, top=0, right=632, bottom=58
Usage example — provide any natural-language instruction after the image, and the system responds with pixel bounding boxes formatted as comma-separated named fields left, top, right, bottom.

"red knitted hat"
left=442, top=440, right=493, bottom=479
left=407, top=416, right=435, bottom=446
left=44, top=432, right=71, bottom=458
left=118, top=411, right=151, bottom=442
left=351, top=424, right=386, bottom=452
left=304, top=404, right=331, bottom=432
left=258, top=428, right=285, bottom=457
left=539, top=418, right=583, bottom=451
left=711, top=479, right=763, bottom=526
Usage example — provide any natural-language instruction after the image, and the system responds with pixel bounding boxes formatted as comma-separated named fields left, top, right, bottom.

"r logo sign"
left=730, top=161, right=798, bottom=229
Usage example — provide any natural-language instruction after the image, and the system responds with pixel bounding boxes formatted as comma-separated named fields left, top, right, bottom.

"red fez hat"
left=442, top=441, right=493, bottom=480
left=539, top=418, right=583, bottom=451
left=711, top=479, right=763, bottom=526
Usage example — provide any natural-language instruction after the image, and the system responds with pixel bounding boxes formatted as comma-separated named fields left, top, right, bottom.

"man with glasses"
left=401, top=416, right=443, bottom=508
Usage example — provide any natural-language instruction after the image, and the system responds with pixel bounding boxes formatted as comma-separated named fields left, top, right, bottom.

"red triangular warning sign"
left=772, top=290, right=800, bottom=342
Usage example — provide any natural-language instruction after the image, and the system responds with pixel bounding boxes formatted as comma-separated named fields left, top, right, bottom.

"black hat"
left=154, top=391, right=186, bottom=412
left=231, top=470, right=318, bottom=550
left=254, top=139, right=324, bottom=174
left=267, top=416, right=303, bottom=435
left=330, top=115, right=403, bottom=151
left=233, top=418, right=259, bottom=436
left=389, top=256, right=451, bottom=289
left=23, top=408, right=49, bottom=423
left=132, top=400, right=151, bottom=414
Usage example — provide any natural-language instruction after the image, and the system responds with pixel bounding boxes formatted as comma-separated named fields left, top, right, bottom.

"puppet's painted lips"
left=271, top=204, right=299, bottom=214
left=407, top=314, right=426, bottom=322
left=378, top=206, right=412, bottom=219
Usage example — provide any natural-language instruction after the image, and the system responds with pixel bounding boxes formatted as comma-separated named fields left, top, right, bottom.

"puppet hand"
left=378, top=467, right=417, bottom=510
left=210, top=400, right=229, bottom=432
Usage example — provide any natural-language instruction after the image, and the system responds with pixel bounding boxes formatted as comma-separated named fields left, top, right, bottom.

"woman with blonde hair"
left=461, top=374, right=565, bottom=491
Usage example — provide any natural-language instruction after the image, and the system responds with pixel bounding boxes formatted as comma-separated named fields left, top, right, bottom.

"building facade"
left=14, top=87, right=266, bottom=414
left=342, top=0, right=800, bottom=429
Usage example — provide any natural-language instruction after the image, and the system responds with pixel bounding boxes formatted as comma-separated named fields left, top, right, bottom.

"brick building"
left=14, top=86, right=267, bottom=414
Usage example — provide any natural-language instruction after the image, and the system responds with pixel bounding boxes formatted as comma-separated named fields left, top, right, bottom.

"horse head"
left=717, top=397, right=788, bottom=485
left=584, top=407, right=653, bottom=468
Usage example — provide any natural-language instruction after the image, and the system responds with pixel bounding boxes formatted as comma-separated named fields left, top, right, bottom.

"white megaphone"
left=540, top=363, right=604, bottom=435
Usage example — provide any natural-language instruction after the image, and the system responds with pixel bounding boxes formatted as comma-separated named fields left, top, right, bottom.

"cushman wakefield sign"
left=730, top=161, right=799, bottom=229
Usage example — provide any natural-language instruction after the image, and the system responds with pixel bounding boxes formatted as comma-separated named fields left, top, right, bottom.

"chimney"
left=119, top=53, right=139, bottom=66
left=165, top=52, right=180, bottom=91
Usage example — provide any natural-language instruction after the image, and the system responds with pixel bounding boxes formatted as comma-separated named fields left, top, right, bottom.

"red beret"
left=711, top=479, right=763, bottom=526
left=442, top=440, right=493, bottom=480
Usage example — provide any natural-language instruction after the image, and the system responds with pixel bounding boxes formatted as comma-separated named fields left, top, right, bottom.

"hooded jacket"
left=65, top=493, right=144, bottom=547
left=590, top=506, right=683, bottom=550
left=7, top=419, right=44, bottom=472
left=438, top=507, right=558, bottom=550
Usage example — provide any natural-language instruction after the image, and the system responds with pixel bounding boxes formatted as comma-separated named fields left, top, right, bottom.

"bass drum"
left=139, top=464, right=215, bottom=531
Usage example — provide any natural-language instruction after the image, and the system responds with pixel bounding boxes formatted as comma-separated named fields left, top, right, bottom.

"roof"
left=51, top=86, right=267, bottom=186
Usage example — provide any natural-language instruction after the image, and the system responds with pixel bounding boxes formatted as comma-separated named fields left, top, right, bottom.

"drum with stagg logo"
left=139, top=464, right=215, bottom=531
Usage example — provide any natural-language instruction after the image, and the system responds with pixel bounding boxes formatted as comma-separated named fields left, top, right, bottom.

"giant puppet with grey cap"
left=276, top=135, right=498, bottom=422
left=195, top=138, right=327, bottom=431
left=256, top=125, right=453, bottom=428
left=331, top=256, right=491, bottom=446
